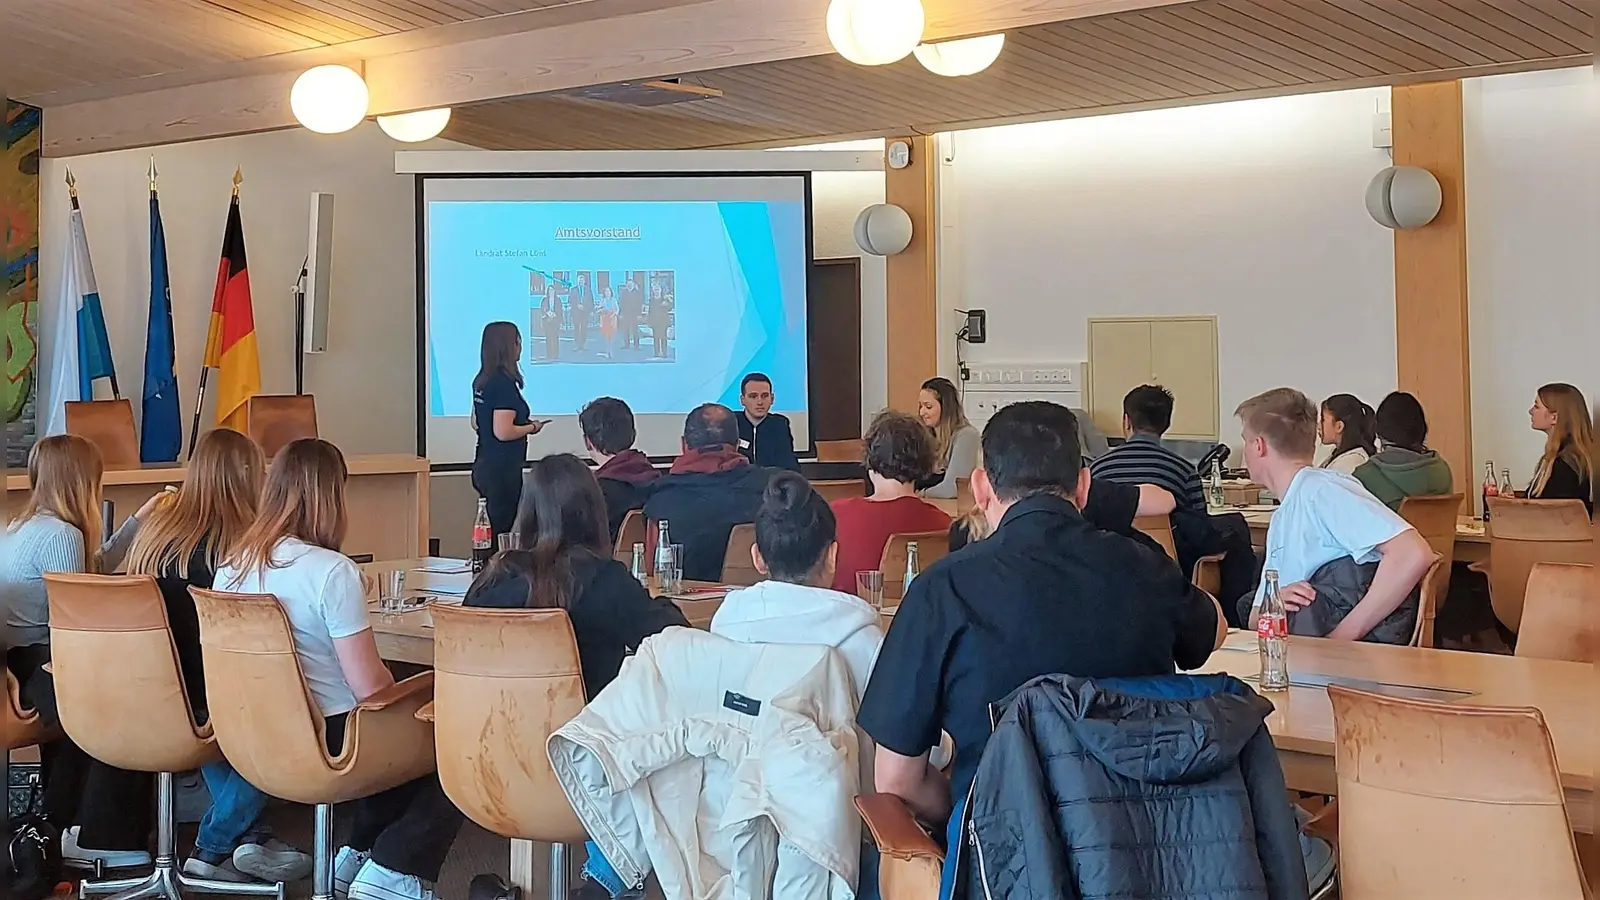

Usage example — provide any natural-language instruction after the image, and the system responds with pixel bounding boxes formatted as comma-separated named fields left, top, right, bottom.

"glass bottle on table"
left=1481, top=461, right=1499, bottom=522
left=631, top=543, right=648, bottom=587
left=903, top=541, right=920, bottom=592
left=471, top=498, right=492, bottom=574
left=654, top=520, right=675, bottom=593
left=1500, top=468, right=1515, bottom=501
left=1209, top=458, right=1226, bottom=509
left=1257, top=569, right=1289, bottom=691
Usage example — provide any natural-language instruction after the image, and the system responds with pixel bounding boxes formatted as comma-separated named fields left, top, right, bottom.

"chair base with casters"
left=78, top=771, right=284, bottom=900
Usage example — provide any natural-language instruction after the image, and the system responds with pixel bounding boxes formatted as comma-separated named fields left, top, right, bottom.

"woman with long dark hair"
left=1352, top=392, right=1452, bottom=510
left=464, top=454, right=687, bottom=695
left=472, top=322, right=544, bottom=541
left=1318, top=393, right=1376, bottom=475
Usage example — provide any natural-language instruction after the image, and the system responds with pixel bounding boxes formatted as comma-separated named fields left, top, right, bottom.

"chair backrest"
left=429, top=604, right=589, bottom=844
left=247, top=394, right=319, bottom=459
left=1328, top=685, right=1588, bottom=899
left=954, top=476, right=974, bottom=511
left=65, top=399, right=139, bottom=468
left=1485, top=498, right=1593, bottom=632
left=809, top=478, right=866, bottom=503
left=815, top=439, right=863, bottom=463
left=190, top=587, right=338, bottom=800
left=613, top=508, right=646, bottom=564
left=880, top=530, right=950, bottom=602
left=1410, top=553, right=1445, bottom=648
left=1132, top=515, right=1179, bottom=560
left=721, top=523, right=760, bottom=586
left=1516, top=562, right=1597, bottom=663
left=43, top=573, right=212, bottom=773
left=1398, top=493, right=1463, bottom=568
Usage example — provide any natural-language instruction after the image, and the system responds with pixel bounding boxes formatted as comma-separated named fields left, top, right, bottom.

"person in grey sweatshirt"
left=1354, top=392, right=1455, bottom=510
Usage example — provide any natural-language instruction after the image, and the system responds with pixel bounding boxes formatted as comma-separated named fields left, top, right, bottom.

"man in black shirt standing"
left=857, top=401, right=1225, bottom=829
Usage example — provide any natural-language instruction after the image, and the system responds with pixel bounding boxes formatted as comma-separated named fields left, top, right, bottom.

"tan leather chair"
left=1133, top=514, right=1179, bottom=559
left=612, top=508, right=646, bottom=564
left=428, top=605, right=588, bottom=900
left=44, top=573, right=283, bottom=900
left=815, top=439, right=863, bottom=463
left=1131, top=514, right=1228, bottom=596
left=721, top=523, right=761, bottom=586
left=880, top=530, right=950, bottom=602
left=246, top=394, right=319, bottom=459
left=191, top=588, right=434, bottom=900
left=1410, top=554, right=1446, bottom=648
left=5, top=669, right=54, bottom=751
left=1478, top=498, right=1593, bottom=633
left=65, top=399, right=139, bottom=469
left=1516, top=562, right=1597, bottom=664
left=1328, top=684, right=1592, bottom=899
left=1398, top=493, right=1463, bottom=571
left=856, top=794, right=943, bottom=900
left=809, top=478, right=866, bottom=502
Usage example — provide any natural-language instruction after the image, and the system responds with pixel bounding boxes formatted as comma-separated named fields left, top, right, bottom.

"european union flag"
left=141, top=189, right=182, bottom=462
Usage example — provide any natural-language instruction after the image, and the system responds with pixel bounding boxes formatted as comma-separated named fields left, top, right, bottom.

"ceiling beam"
left=39, top=0, right=1198, bottom=157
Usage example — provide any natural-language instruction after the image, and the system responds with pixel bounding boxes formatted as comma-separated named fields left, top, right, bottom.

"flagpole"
left=188, top=168, right=242, bottom=458
left=64, top=168, right=122, bottom=402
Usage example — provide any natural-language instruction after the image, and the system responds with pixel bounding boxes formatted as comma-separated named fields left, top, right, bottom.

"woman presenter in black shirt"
left=472, top=322, right=547, bottom=540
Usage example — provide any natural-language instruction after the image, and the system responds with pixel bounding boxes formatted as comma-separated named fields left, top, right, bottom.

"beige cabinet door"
left=1150, top=318, right=1219, bottom=439
left=1087, top=319, right=1153, bottom=437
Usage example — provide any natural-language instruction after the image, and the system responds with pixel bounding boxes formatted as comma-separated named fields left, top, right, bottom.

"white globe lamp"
left=913, top=33, right=1005, bottom=76
left=826, top=0, right=925, bottom=66
left=377, top=108, right=452, bottom=142
left=290, top=65, right=369, bottom=134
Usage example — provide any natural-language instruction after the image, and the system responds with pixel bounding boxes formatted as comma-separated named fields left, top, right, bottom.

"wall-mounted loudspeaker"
left=304, top=192, right=335, bottom=353
left=1365, top=166, right=1441, bottom=230
left=853, top=203, right=914, bottom=256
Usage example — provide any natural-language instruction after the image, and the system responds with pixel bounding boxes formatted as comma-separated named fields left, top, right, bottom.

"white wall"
left=39, top=123, right=467, bottom=457
left=1465, top=66, right=1599, bottom=484
left=941, top=88, right=1399, bottom=440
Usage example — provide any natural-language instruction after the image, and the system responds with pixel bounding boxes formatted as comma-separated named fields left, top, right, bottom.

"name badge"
left=723, top=691, right=762, bottom=717
left=738, top=439, right=751, bottom=450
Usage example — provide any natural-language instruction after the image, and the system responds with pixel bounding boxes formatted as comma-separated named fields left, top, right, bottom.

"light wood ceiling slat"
left=1330, top=0, right=1518, bottom=65
left=1489, top=0, right=1591, bottom=49
left=1020, top=30, right=1175, bottom=102
left=1299, top=0, right=1474, bottom=68
left=204, top=0, right=380, bottom=42
left=1190, top=4, right=1378, bottom=77
left=1512, top=0, right=1590, bottom=34
left=1431, top=0, right=1578, bottom=57
left=1150, top=7, right=1345, bottom=81
left=1085, top=16, right=1295, bottom=90
left=1234, top=1, right=1445, bottom=72
left=1037, top=24, right=1237, bottom=94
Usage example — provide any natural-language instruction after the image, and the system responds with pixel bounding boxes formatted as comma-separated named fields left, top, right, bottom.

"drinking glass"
left=498, top=532, right=520, bottom=553
left=378, top=569, right=407, bottom=615
left=669, top=544, right=685, bottom=594
left=856, top=570, right=885, bottom=610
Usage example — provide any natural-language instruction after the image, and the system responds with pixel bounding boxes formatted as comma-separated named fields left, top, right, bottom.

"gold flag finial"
left=149, top=157, right=158, bottom=193
left=232, top=167, right=243, bottom=196
left=65, top=166, right=78, bottom=198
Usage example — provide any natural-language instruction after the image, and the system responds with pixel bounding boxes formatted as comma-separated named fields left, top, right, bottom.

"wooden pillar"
left=884, top=134, right=939, bottom=413
left=1391, top=82, right=1472, bottom=502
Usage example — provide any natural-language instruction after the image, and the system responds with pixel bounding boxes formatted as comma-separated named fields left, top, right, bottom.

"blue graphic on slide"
left=427, top=200, right=808, bottom=418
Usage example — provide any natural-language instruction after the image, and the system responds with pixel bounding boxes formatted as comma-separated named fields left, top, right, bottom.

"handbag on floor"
left=6, top=778, right=62, bottom=900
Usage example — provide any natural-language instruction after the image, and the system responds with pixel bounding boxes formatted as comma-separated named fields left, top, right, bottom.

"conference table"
left=1194, top=630, right=1595, bottom=834
left=1, top=453, right=431, bottom=561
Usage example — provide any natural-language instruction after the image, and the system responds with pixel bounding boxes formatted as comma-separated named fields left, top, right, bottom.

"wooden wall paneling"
left=884, top=135, right=938, bottom=414
left=1391, top=80, right=1472, bottom=507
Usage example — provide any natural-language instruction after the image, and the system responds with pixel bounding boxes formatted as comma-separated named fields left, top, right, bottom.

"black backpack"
left=6, top=779, right=62, bottom=900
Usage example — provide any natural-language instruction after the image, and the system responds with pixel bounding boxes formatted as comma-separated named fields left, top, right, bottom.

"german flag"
left=202, top=194, right=260, bottom=432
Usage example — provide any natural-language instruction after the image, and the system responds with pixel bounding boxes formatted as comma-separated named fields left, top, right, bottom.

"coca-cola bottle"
left=1482, top=461, right=1499, bottom=522
left=471, top=499, right=492, bottom=573
left=1257, top=570, right=1289, bottom=691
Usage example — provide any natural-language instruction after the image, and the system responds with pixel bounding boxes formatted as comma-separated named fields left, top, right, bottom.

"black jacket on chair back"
left=962, top=674, right=1308, bottom=900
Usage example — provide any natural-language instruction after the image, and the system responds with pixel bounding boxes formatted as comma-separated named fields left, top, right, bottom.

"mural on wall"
left=4, top=99, right=41, bottom=468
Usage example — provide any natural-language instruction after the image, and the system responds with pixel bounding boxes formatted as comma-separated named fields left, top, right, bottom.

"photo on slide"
left=527, top=268, right=675, bottom=364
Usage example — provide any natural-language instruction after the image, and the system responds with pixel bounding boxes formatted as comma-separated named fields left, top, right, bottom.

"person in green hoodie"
left=1354, top=392, right=1455, bottom=510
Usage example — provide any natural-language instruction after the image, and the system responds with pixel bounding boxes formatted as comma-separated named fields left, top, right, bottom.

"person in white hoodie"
left=710, top=471, right=885, bottom=703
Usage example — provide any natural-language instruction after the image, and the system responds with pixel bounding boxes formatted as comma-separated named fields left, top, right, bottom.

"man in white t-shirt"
left=1236, top=388, right=1434, bottom=641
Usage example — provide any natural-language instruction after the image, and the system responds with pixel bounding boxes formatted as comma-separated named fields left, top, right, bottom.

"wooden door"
left=1150, top=318, right=1219, bottom=440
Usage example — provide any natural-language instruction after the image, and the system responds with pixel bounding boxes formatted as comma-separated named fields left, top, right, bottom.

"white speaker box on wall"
left=304, top=192, right=335, bottom=353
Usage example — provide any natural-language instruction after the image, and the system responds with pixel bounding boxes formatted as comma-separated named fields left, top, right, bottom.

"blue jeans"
left=194, top=761, right=271, bottom=858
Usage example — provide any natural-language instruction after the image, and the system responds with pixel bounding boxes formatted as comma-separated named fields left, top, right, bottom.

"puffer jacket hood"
left=1054, top=675, right=1272, bottom=785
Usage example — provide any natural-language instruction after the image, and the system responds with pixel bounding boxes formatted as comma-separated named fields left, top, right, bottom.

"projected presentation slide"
left=421, top=175, right=811, bottom=462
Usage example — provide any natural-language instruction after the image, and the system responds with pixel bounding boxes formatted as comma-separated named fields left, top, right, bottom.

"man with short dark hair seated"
left=644, top=403, right=776, bottom=582
left=580, top=397, right=660, bottom=543
left=857, top=401, right=1226, bottom=854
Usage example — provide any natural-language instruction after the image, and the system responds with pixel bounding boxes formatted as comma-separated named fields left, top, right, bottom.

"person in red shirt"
left=832, top=410, right=954, bottom=592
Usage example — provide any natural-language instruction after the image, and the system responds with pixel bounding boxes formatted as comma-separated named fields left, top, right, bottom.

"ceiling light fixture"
left=913, top=33, right=1006, bottom=76
left=826, top=0, right=925, bottom=66
left=290, top=65, right=369, bottom=134
left=377, top=108, right=452, bottom=142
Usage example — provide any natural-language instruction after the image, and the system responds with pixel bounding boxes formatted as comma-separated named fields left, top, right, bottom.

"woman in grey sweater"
left=1, top=434, right=168, bottom=869
left=917, top=377, right=981, bottom=499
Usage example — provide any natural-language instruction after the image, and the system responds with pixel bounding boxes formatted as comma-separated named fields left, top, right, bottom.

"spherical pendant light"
left=913, top=33, right=1005, bottom=76
left=377, top=108, right=452, bottom=142
left=826, top=0, right=925, bottom=66
left=290, top=65, right=369, bottom=134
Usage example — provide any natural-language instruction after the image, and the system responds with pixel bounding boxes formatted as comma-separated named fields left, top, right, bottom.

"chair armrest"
left=1467, top=560, right=1488, bottom=576
left=357, top=672, right=434, bottom=712
left=415, top=701, right=435, bottom=723
left=856, top=794, right=944, bottom=862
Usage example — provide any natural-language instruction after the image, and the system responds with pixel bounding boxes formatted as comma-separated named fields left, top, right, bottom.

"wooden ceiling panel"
left=445, top=0, right=1592, bottom=151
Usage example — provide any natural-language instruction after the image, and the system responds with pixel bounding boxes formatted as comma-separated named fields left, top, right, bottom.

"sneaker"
left=234, top=838, right=313, bottom=883
left=183, top=856, right=258, bottom=884
left=333, top=847, right=372, bottom=900
left=348, top=860, right=436, bottom=900
left=61, top=826, right=151, bottom=870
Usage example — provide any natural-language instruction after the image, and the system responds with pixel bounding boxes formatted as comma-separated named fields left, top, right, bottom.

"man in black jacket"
left=580, top=397, right=660, bottom=544
left=644, top=404, right=776, bottom=582
left=735, top=373, right=801, bottom=472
